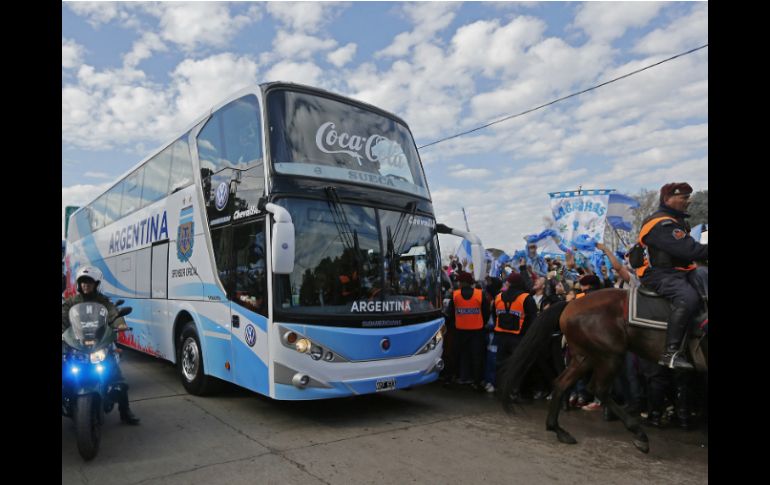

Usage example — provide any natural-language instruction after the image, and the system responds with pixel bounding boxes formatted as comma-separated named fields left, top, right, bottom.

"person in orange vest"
left=446, top=271, right=490, bottom=391
left=492, top=272, right=538, bottom=399
left=638, top=182, right=708, bottom=370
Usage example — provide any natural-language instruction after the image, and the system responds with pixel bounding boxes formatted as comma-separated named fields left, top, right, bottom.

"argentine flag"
left=455, top=239, right=473, bottom=270
left=607, top=193, right=640, bottom=232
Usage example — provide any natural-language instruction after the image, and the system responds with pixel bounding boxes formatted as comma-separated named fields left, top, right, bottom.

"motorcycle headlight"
left=90, top=349, right=107, bottom=364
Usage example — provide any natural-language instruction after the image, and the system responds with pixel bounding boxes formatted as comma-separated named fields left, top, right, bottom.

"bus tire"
left=177, top=321, right=219, bottom=395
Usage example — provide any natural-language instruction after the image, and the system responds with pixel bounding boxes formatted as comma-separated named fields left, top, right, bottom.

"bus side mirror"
left=265, top=202, right=295, bottom=275
left=272, top=221, right=295, bottom=274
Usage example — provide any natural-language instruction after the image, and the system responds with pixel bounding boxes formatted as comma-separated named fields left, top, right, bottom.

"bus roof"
left=69, top=82, right=414, bottom=218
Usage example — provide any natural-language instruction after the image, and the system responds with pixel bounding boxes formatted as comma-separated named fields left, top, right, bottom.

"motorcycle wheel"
left=75, top=394, right=102, bottom=461
left=178, top=321, right=220, bottom=396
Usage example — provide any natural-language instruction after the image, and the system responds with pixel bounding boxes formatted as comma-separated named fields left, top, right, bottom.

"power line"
left=417, top=44, right=708, bottom=150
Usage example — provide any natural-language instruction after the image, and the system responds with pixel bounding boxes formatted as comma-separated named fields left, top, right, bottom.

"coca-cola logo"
left=315, top=122, right=408, bottom=169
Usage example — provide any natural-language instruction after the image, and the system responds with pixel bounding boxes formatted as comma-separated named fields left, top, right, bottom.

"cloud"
left=84, top=171, right=112, bottom=180
left=266, top=2, right=343, bottom=33
left=633, top=3, right=708, bottom=56
left=156, top=2, right=258, bottom=51
left=123, top=32, right=167, bottom=69
left=67, top=2, right=130, bottom=27
left=376, top=2, right=460, bottom=58
left=62, top=38, right=85, bottom=69
left=448, top=16, right=546, bottom=77
left=327, top=43, right=357, bottom=67
left=573, top=2, right=665, bottom=43
left=447, top=165, right=493, bottom=179
left=171, top=53, right=261, bottom=124
left=62, top=52, right=260, bottom=151
left=265, top=61, right=324, bottom=87
left=270, top=30, right=338, bottom=60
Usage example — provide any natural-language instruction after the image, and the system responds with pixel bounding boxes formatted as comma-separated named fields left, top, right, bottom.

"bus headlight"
left=90, top=349, right=107, bottom=363
left=295, top=338, right=311, bottom=353
left=418, top=327, right=444, bottom=355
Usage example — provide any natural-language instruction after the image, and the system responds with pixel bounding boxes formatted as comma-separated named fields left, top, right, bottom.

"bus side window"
left=222, top=96, right=262, bottom=169
left=169, top=137, right=194, bottom=194
left=89, top=194, right=107, bottom=232
left=121, top=168, right=144, bottom=217
left=104, top=180, right=125, bottom=226
left=197, top=114, right=223, bottom=206
left=232, top=224, right=267, bottom=317
left=141, top=146, right=173, bottom=208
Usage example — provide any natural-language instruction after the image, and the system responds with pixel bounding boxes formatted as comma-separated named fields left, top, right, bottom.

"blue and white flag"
left=549, top=189, right=612, bottom=255
left=606, top=193, right=640, bottom=232
left=488, top=252, right=510, bottom=278
left=524, top=228, right=567, bottom=255
left=454, top=239, right=472, bottom=270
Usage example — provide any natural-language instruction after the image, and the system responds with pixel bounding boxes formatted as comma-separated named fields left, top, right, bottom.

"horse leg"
left=592, top=357, right=650, bottom=454
left=546, top=355, right=590, bottom=445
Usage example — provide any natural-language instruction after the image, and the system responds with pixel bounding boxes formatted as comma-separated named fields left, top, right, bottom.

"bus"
left=65, top=82, right=484, bottom=400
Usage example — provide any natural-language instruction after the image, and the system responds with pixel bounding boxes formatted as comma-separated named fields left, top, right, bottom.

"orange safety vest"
left=635, top=216, right=697, bottom=278
left=453, top=288, right=484, bottom=330
left=493, top=292, right=528, bottom=334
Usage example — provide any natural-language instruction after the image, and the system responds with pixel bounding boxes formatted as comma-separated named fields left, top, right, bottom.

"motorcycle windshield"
left=68, top=302, right=109, bottom=344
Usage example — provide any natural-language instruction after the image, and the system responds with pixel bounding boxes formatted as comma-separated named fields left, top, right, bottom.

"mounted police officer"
left=62, top=266, right=140, bottom=424
left=637, top=183, right=708, bottom=370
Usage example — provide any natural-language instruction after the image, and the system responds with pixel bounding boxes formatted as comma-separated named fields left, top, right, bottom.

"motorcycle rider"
left=62, top=266, right=140, bottom=424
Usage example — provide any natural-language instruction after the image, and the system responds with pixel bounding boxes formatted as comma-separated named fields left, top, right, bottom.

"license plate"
left=375, top=378, right=396, bottom=392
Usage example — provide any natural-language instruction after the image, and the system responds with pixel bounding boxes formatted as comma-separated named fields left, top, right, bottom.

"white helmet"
left=76, top=265, right=103, bottom=289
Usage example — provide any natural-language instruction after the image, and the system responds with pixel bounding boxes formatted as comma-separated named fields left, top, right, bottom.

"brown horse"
left=498, top=288, right=708, bottom=453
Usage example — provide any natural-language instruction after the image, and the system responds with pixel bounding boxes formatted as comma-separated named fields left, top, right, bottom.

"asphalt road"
left=62, top=348, right=708, bottom=485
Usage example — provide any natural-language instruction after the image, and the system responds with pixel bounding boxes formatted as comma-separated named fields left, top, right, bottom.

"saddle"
left=628, top=285, right=707, bottom=337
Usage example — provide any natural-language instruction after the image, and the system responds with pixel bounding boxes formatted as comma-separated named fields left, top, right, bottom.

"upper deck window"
left=267, top=90, right=429, bottom=199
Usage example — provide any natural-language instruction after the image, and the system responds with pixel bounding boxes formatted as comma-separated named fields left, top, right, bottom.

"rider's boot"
left=115, top=385, right=140, bottom=425
left=658, top=305, right=694, bottom=370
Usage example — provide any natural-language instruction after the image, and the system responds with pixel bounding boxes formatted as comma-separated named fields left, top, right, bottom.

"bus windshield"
left=267, top=89, right=430, bottom=199
left=275, top=198, right=441, bottom=321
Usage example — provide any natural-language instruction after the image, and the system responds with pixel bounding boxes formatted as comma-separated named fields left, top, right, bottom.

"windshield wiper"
left=385, top=201, right=418, bottom=290
left=324, top=186, right=365, bottom=280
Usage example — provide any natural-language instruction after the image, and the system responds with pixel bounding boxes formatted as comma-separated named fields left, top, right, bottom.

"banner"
left=549, top=189, right=612, bottom=255
left=607, top=193, right=640, bottom=232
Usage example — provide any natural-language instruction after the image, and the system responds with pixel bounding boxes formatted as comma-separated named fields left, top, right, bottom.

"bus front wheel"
left=177, top=322, right=218, bottom=396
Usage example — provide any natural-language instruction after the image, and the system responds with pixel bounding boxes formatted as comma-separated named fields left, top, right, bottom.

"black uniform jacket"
left=641, top=205, right=708, bottom=275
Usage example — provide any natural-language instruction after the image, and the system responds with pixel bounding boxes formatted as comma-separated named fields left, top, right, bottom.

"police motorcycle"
left=62, top=300, right=132, bottom=461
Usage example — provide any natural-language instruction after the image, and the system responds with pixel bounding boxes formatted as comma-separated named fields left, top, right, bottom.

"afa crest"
left=177, top=206, right=195, bottom=262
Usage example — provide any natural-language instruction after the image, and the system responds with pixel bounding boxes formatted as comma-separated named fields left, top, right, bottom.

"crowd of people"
left=438, top=184, right=708, bottom=431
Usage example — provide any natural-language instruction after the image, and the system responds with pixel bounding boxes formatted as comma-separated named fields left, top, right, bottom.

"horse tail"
left=499, top=300, right=568, bottom=413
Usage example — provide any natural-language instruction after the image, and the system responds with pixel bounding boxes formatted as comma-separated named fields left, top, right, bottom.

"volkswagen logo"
left=215, top=182, right=229, bottom=211
left=245, top=324, right=257, bottom=347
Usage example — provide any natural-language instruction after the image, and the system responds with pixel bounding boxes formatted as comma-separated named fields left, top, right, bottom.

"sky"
left=62, top=1, right=708, bottom=255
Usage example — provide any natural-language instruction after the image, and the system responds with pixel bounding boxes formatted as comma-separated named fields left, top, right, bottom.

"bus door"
left=228, top=219, right=270, bottom=392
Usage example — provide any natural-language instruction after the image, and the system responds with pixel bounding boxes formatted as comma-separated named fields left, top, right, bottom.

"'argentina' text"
left=109, top=211, right=169, bottom=254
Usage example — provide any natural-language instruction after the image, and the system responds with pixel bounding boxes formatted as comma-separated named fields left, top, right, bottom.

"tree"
left=687, top=190, right=708, bottom=227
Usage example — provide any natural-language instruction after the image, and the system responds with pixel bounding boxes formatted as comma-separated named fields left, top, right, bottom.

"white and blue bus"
left=65, top=82, right=484, bottom=400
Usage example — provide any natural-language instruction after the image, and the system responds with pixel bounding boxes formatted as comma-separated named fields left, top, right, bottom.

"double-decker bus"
left=65, top=82, right=484, bottom=399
